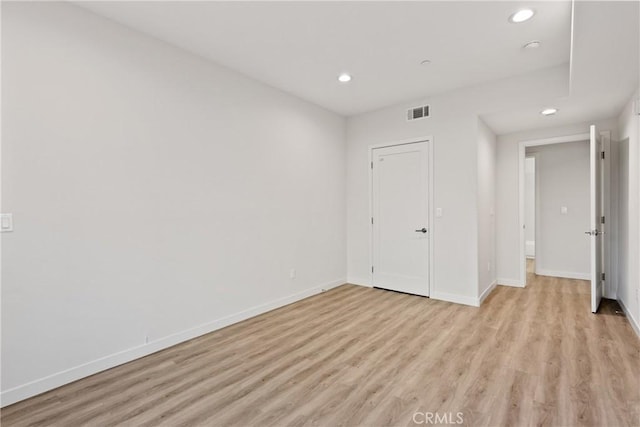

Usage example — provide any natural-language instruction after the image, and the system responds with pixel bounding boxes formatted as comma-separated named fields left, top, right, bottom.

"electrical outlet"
left=487, top=262, right=491, bottom=272
left=290, top=269, right=296, bottom=279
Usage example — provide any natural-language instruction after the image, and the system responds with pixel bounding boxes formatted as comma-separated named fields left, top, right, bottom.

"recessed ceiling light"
left=420, top=59, right=431, bottom=66
left=337, top=73, right=352, bottom=83
left=523, top=40, right=541, bottom=49
left=509, top=9, right=535, bottom=23
left=541, top=108, right=558, bottom=116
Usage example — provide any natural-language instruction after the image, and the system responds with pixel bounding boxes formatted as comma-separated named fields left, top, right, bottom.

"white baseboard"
left=431, top=291, right=479, bottom=307
left=535, top=269, right=590, bottom=280
left=478, top=280, right=497, bottom=305
left=0, top=278, right=345, bottom=408
left=618, top=297, right=640, bottom=339
left=497, top=278, right=525, bottom=288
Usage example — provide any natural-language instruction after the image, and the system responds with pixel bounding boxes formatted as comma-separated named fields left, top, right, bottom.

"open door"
left=588, top=125, right=603, bottom=313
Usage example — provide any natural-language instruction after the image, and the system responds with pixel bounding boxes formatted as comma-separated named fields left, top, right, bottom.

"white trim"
left=521, top=133, right=590, bottom=148
left=600, top=130, right=613, bottom=298
left=0, top=278, right=345, bottom=407
left=590, top=125, right=598, bottom=313
left=535, top=270, right=590, bottom=280
left=518, top=133, right=590, bottom=287
left=478, top=280, right=497, bottom=305
left=497, top=278, right=525, bottom=288
left=608, top=128, right=620, bottom=302
left=368, top=136, right=434, bottom=297
left=431, top=291, right=479, bottom=307
left=367, top=136, right=434, bottom=150
left=618, top=297, right=640, bottom=339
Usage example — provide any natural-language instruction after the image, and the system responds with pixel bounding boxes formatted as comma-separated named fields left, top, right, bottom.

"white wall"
left=617, top=89, right=640, bottom=334
left=477, top=118, right=496, bottom=298
left=1, top=2, right=346, bottom=405
left=346, top=64, right=568, bottom=306
left=524, top=157, right=535, bottom=257
left=527, top=142, right=590, bottom=279
left=495, top=118, right=618, bottom=286
left=618, top=137, right=631, bottom=310
left=347, top=103, right=478, bottom=306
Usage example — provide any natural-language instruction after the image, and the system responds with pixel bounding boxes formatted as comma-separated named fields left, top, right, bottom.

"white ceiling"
left=482, top=1, right=640, bottom=134
left=78, top=1, right=571, bottom=115
left=78, top=1, right=638, bottom=134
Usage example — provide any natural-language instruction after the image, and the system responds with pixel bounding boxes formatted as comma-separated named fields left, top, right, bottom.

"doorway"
left=525, top=141, right=591, bottom=282
left=370, top=139, right=432, bottom=297
left=518, top=128, right=610, bottom=313
left=524, top=156, right=536, bottom=274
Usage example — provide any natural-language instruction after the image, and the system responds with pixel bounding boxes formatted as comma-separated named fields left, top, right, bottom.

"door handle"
left=415, top=228, right=428, bottom=233
left=585, top=230, right=605, bottom=236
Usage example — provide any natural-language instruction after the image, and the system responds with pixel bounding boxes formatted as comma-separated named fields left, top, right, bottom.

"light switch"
left=561, top=206, right=568, bottom=214
left=1, top=213, right=13, bottom=232
left=436, top=208, right=443, bottom=218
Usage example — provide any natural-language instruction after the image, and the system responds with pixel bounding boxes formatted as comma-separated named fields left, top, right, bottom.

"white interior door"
left=372, top=142, right=429, bottom=296
left=589, top=125, right=603, bottom=313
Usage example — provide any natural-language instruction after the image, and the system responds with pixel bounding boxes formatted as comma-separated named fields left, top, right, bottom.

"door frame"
left=517, top=132, right=610, bottom=292
left=368, top=136, right=434, bottom=296
left=523, top=153, right=538, bottom=261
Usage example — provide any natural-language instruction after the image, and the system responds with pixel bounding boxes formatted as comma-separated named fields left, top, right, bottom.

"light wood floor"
left=527, top=258, right=535, bottom=274
left=2, top=270, right=639, bottom=426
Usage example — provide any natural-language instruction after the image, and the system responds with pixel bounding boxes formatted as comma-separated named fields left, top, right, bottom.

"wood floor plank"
left=2, top=270, right=639, bottom=427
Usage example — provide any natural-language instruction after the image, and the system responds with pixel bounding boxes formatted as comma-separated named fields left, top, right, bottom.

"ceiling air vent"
left=407, top=105, right=430, bottom=121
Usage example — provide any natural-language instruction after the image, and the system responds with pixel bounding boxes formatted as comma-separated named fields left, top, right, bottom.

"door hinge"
left=601, top=216, right=605, bottom=224
left=601, top=273, right=605, bottom=281
left=371, top=161, right=373, bottom=169
left=371, top=217, right=374, bottom=225
left=372, top=266, right=374, bottom=273
left=601, top=151, right=605, bottom=159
